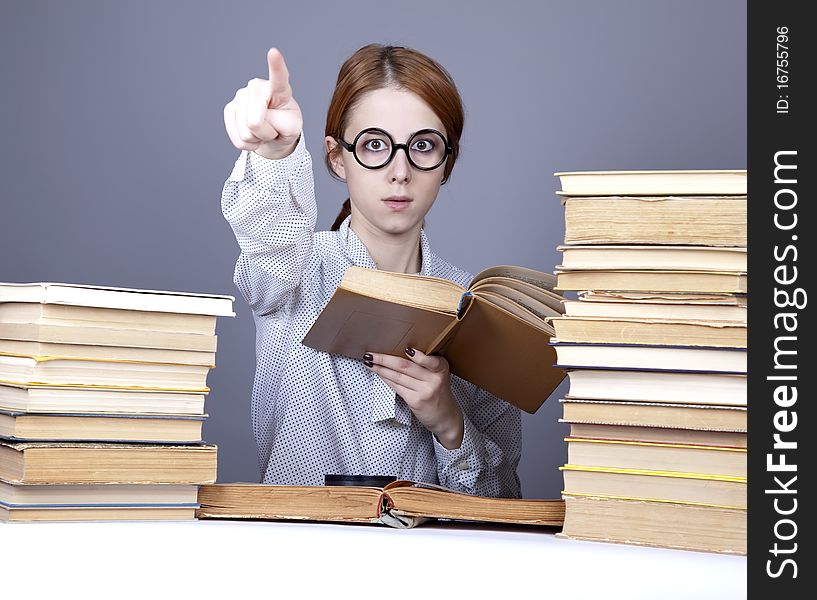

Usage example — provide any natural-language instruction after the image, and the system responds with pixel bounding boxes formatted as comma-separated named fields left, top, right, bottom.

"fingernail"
left=363, top=359, right=373, bottom=368
left=405, top=347, right=415, bottom=357
left=363, top=353, right=373, bottom=362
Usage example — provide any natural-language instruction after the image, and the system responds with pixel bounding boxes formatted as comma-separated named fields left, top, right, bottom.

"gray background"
left=0, top=0, right=746, bottom=498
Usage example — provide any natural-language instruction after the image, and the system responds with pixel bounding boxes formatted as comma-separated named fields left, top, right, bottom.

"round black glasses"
left=336, top=128, right=452, bottom=171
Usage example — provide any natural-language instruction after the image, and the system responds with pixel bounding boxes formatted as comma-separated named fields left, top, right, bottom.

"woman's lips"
left=383, top=197, right=412, bottom=211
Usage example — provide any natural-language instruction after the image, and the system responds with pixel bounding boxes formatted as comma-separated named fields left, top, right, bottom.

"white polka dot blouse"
left=221, top=134, right=522, bottom=498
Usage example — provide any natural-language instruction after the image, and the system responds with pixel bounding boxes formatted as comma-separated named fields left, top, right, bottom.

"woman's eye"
left=364, top=139, right=387, bottom=151
left=412, top=139, right=434, bottom=152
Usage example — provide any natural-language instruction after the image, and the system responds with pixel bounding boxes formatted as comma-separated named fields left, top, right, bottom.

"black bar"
left=748, top=1, right=814, bottom=597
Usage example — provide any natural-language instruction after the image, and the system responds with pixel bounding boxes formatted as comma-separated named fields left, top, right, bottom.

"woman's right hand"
left=224, top=48, right=303, bottom=160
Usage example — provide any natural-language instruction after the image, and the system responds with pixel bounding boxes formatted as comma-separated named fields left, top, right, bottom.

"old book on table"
left=0, top=355, right=210, bottom=391
left=302, top=265, right=567, bottom=413
left=564, top=422, right=747, bottom=448
left=550, top=316, right=746, bottom=348
left=565, top=437, right=747, bottom=477
left=0, top=481, right=199, bottom=522
left=560, top=399, right=747, bottom=432
left=0, top=282, right=235, bottom=317
left=197, top=481, right=565, bottom=529
left=557, top=245, right=747, bottom=272
left=563, top=369, right=746, bottom=405
left=554, top=269, right=747, bottom=294
left=559, top=495, right=746, bottom=554
left=558, top=195, right=746, bottom=247
left=563, top=293, right=747, bottom=322
left=554, top=169, right=747, bottom=196
left=0, top=384, right=205, bottom=415
left=0, top=410, right=205, bottom=443
left=0, top=441, right=217, bottom=484
left=560, top=465, right=746, bottom=509
left=552, top=342, right=747, bottom=373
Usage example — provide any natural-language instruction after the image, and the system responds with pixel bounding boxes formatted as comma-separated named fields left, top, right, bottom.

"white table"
left=1, top=519, right=746, bottom=598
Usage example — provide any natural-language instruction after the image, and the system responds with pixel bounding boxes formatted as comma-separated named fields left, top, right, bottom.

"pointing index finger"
left=266, top=47, right=292, bottom=104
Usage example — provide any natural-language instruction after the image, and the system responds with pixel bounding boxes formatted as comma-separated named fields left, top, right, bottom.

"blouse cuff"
left=228, top=133, right=306, bottom=183
left=433, top=413, right=481, bottom=483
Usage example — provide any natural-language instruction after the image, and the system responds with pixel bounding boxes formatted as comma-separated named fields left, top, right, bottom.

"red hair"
left=325, top=44, right=465, bottom=230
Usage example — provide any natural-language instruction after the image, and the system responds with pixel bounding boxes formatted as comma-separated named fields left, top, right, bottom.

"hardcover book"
left=302, top=265, right=567, bottom=413
left=197, top=480, right=565, bottom=529
left=0, top=282, right=235, bottom=316
left=559, top=495, right=746, bottom=555
left=0, top=409, right=205, bottom=443
left=556, top=245, right=747, bottom=272
left=549, top=316, right=747, bottom=348
left=560, top=465, right=746, bottom=509
left=553, top=169, right=747, bottom=196
left=554, top=269, right=747, bottom=294
left=557, top=194, right=746, bottom=246
left=563, top=369, right=747, bottom=406
left=560, top=398, right=747, bottom=432
left=0, top=441, right=217, bottom=484
left=0, top=355, right=210, bottom=391
left=565, top=437, right=747, bottom=477
left=0, top=384, right=205, bottom=415
left=0, top=481, right=199, bottom=522
left=551, top=342, right=747, bottom=373
left=562, top=294, right=747, bottom=323
left=563, top=422, right=747, bottom=447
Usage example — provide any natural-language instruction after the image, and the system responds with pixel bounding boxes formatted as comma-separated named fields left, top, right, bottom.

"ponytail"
left=330, top=198, right=352, bottom=231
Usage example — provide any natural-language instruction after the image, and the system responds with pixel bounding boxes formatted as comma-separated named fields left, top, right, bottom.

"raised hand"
left=224, top=48, right=303, bottom=160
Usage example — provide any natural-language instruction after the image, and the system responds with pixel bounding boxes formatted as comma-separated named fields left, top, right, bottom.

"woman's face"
left=325, top=87, right=447, bottom=237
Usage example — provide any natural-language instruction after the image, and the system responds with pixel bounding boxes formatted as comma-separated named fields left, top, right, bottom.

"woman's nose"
left=388, top=147, right=411, bottom=183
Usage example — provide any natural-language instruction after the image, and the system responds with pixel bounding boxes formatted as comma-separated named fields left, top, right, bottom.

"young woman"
left=222, top=45, right=521, bottom=497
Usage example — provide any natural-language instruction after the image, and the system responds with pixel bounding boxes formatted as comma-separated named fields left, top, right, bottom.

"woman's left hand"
left=364, top=348, right=464, bottom=449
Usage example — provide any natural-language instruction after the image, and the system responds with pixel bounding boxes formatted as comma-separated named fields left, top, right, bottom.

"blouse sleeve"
left=432, top=379, right=523, bottom=498
left=220, top=134, right=317, bottom=317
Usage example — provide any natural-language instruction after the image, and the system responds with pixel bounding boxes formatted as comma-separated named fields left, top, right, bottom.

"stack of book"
left=0, top=282, right=234, bottom=522
left=549, top=170, right=747, bottom=554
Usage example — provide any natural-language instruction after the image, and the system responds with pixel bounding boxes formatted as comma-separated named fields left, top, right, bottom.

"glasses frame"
left=336, top=127, right=452, bottom=171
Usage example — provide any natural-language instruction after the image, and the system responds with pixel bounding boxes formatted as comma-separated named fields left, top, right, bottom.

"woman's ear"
left=325, top=136, right=346, bottom=180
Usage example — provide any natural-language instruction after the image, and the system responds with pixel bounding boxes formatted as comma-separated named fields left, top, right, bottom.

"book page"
left=469, top=265, right=557, bottom=292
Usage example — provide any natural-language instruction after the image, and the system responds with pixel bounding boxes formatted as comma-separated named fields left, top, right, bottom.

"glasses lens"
left=408, top=130, right=447, bottom=169
left=354, top=130, right=393, bottom=168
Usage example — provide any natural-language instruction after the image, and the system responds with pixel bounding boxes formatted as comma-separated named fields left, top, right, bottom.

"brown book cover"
left=197, top=480, right=565, bottom=529
left=302, top=265, right=567, bottom=413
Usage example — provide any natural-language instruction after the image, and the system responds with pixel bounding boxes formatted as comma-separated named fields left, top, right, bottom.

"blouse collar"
left=337, top=215, right=432, bottom=277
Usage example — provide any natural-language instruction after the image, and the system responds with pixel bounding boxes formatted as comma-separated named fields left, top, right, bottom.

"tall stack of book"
left=0, top=282, right=234, bottom=522
left=549, top=170, right=747, bottom=554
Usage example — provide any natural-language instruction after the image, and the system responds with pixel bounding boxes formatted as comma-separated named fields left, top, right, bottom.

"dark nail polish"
left=363, top=353, right=373, bottom=362
left=363, top=359, right=373, bottom=368
left=405, top=347, right=415, bottom=357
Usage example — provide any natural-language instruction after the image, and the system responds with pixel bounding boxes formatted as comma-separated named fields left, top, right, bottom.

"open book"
left=197, top=481, right=565, bottom=529
left=302, top=265, right=566, bottom=413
